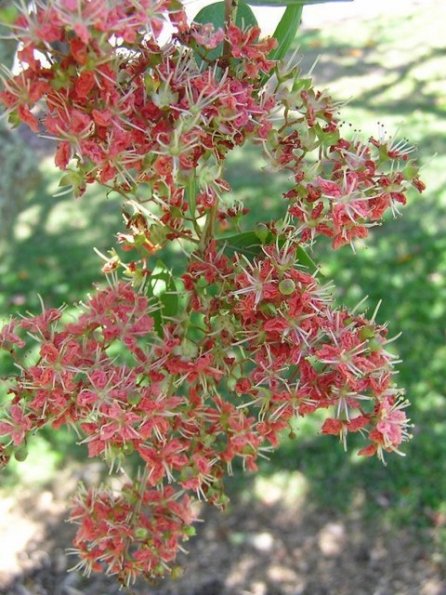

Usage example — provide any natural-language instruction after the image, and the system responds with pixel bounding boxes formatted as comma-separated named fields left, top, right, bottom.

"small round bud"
left=171, top=566, right=184, bottom=580
left=278, top=279, right=296, bottom=296
left=14, top=445, right=28, bottom=462
left=183, top=525, right=196, bottom=537
left=128, top=393, right=141, bottom=406
left=135, top=527, right=149, bottom=540
left=359, top=327, right=375, bottom=340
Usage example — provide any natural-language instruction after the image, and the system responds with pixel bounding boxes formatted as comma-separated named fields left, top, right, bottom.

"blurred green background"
left=0, top=0, right=445, bottom=581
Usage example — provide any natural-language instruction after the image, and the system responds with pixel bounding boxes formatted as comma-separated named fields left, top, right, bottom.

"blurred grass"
left=0, top=159, right=122, bottom=315
left=0, top=0, right=445, bottom=559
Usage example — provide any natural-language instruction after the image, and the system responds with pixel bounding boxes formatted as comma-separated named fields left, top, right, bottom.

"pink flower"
left=376, top=395, right=410, bottom=448
left=0, top=405, right=32, bottom=446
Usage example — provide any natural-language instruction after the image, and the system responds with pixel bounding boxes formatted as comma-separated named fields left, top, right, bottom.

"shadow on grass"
left=1, top=456, right=442, bottom=595
left=0, top=165, right=123, bottom=316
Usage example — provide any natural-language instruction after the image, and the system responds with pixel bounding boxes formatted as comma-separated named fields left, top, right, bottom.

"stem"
left=222, top=0, right=238, bottom=63
left=173, top=232, right=200, bottom=245
left=202, top=203, right=218, bottom=250
left=102, top=183, right=133, bottom=201
left=186, top=171, right=202, bottom=241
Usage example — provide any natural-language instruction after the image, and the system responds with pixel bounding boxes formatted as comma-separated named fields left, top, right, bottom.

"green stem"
left=201, top=203, right=218, bottom=250
left=186, top=171, right=202, bottom=241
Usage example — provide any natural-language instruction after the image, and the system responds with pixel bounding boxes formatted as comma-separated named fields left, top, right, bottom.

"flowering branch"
left=0, top=0, right=424, bottom=588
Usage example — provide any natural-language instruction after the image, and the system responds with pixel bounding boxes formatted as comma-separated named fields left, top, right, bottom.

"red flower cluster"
left=69, top=481, right=194, bottom=585
left=186, top=240, right=412, bottom=459
left=270, top=90, right=424, bottom=248
left=0, top=256, right=411, bottom=581
left=0, top=0, right=276, bottom=245
left=0, top=0, right=423, bottom=587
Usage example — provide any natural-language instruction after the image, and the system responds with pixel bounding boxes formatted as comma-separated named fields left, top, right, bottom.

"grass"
left=0, top=159, right=122, bottom=315
left=0, top=0, right=445, bottom=560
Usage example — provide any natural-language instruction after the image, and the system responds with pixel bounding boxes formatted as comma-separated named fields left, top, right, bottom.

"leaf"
left=295, top=245, right=317, bottom=270
left=161, top=276, right=179, bottom=319
left=7, top=111, right=21, bottom=129
left=146, top=261, right=179, bottom=335
left=59, top=171, right=82, bottom=187
left=217, top=230, right=318, bottom=271
left=192, top=1, right=258, bottom=62
left=246, top=0, right=351, bottom=6
left=268, top=5, right=303, bottom=63
left=57, top=170, right=86, bottom=198
left=261, top=0, right=351, bottom=83
left=218, top=230, right=273, bottom=257
left=193, top=0, right=258, bottom=30
left=0, top=6, right=19, bottom=26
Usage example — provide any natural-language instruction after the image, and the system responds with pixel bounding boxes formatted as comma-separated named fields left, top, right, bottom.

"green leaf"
left=146, top=261, right=179, bottom=335
left=7, top=111, right=21, bottom=129
left=268, top=5, right=303, bottom=63
left=192, top=1, right=258, bottom=62
left=246, top=0, right=351, bottom=6
left=255, top=225, right=271, bottom=244
left=58, top=170, right=86, bottom=198
left=0, top=6, right=19, bottom=26
left=59, top=171, right=82, bottom=187
left=161, top=277, right=179, bottom=319
left=193, top=0, right=258, bottom=30
left=185, top=171, right=203, bottom=238
left=217, top=230, right=318, bottom=271
left=261, top=1, right=351, bottom=83
left=295, top=245, right=317, bottom=270
left=218, top=230, right=273, bottom=257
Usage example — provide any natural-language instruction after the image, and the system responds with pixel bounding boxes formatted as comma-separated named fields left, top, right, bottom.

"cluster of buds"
left=0, top=0, right=423, bottom=587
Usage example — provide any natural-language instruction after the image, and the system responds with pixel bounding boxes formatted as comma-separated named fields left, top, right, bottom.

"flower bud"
left=135, top=527, right=149, bottom=540
left=278, top=279, right=296, bottom=296
left=359, top=326, right=375, bottom=340
left=171, top=566, right=184, bottom=580
left=14, top=445, right=28, bottom=462
left=128, top=393, right=141, bottom=406
left=183, top=525, right=196, bottom=537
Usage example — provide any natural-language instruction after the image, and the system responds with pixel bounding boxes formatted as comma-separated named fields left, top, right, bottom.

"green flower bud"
left=359, top=327, right=375, bottom=340
left=135, top=527, right=149, bottom=540
left=128, top=393, right=141, bottom=406
left=279, top=279, right=296, bottom=296
left=183, top=525, right=196, bottom=537
left=14, top=445, right=28, bottom=462
left=171, top=566, right=184, bottom=580
left=368, top=338, right=382, bottom=352
left=259, top=303, right=277, bottom=316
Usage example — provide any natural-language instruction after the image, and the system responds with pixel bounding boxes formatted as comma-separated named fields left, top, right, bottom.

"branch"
left=222, top=0, right=239, bottom=63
